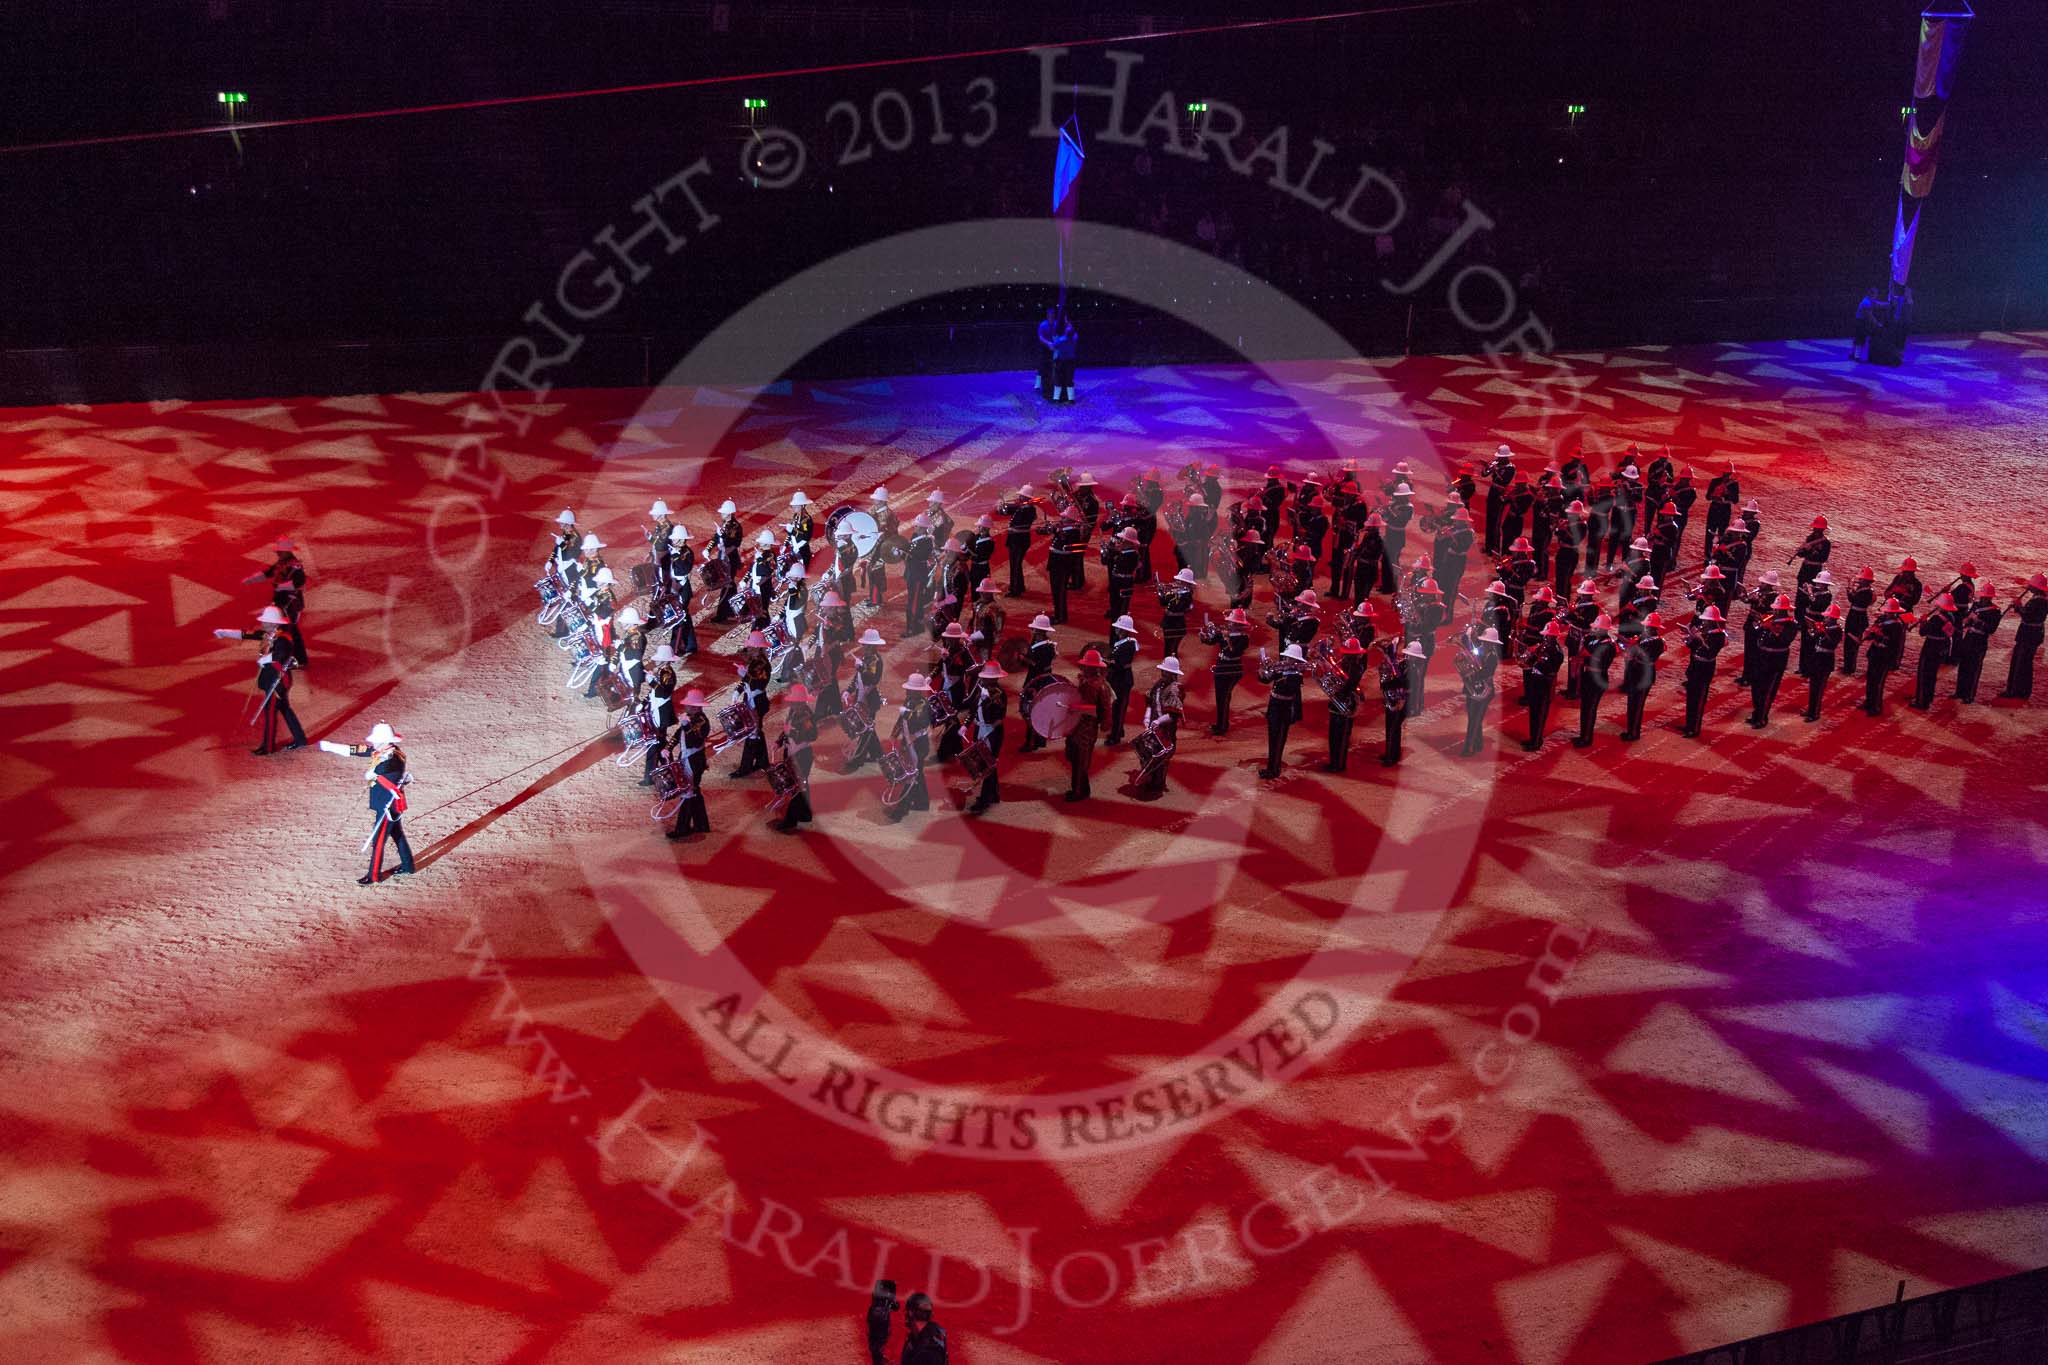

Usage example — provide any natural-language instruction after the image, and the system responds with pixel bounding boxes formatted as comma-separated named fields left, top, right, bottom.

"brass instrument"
left=1154, top=579, right=1193, bottom=610
left=1197, top=612, right=1223, bottom=646
left=1269, top=538, right=1300, bottom=598
left=1046, top=468, right=1076, bottom=517
left=1310, top=658, right=1354, bottom=715
left=1417, top=501, right=1464, bottom=535
left=1255, top=649, right=1306, bottom=685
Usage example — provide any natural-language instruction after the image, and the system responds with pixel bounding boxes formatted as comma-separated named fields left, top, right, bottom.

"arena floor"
left=3, top=333, right=2046, bottom=1364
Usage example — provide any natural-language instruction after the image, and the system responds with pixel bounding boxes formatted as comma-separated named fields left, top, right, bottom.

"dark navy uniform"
left=1801, top=614, right=1842, bottom=720
left=1210, top=625, right=1249, bottom=736
left=1680, top=620, right=1727, bottom=737
left=999, top=495, right=1038, bottom=596
left=251, top=632, right=306, bottom=754
left=2001, top=585, right=2047, bottom=699
left=358, top=746, right=414, bottom=883
left=1521, top=635, right=1563, bottom=750
left=1619, top=629, right=1665, bottom=741
left=1572, top=630, right=1616, bottom=746
left=968, top=678, right=1007, bottom=813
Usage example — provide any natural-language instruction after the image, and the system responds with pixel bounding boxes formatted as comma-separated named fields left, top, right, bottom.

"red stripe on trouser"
left=371, top=817, right=385, bottom=880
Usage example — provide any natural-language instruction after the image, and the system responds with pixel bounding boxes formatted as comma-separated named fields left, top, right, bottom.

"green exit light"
left=217, top=91, right=248, bottom=105
left=1566, top=104, right=1587, bottom=116
left=1186, top=102, right=1209, bottom=114
left=1901, top=104, right=1914, bottom=118
left=742, top=98, right=767, bottom=110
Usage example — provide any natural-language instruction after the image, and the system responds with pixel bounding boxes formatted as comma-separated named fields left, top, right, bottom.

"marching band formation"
left=529, top=443, right=2045, bottom=841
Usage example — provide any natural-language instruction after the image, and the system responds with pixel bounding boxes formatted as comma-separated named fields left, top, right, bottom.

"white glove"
left=213, top=628, right=240, bottom=639
left=318, top=740, right=350, bottom=755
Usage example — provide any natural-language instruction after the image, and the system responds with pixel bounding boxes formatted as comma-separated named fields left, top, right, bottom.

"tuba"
left=1310, top=657, right=1353, bottom=714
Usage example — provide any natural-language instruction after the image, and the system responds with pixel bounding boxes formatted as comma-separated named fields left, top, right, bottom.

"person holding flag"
left=319, top=722, right=414, bottom=885
left=1040, top=109, right=1085, bottom=402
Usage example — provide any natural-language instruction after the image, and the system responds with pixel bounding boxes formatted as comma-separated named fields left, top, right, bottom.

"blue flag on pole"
left=1053, top=114, right=1085, bottom=305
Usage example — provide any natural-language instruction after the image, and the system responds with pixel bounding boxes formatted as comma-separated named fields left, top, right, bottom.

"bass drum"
left=825, top=506, right=881, bottom=559
left=700, top=557, right=731, bottom=591
left=1024, top=676, right=1082, bottom=740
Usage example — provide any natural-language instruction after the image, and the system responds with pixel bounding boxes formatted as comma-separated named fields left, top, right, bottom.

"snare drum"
left=1132, top=728, right=1171, bottom=765
left=714, top=700, right=759, bottom=752
left=959, top=738, right=996, bottom=782
left=651, top=759, right=694, bottom=820
left=877, top=747, right=913, bottom=787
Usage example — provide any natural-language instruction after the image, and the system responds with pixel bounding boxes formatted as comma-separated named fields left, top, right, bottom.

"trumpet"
left=1153, top=578, right=1193, bottom=610
left=1417, top=505, right=1453, bottom=535
left=1255, top=647, right=1305, bottom=683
